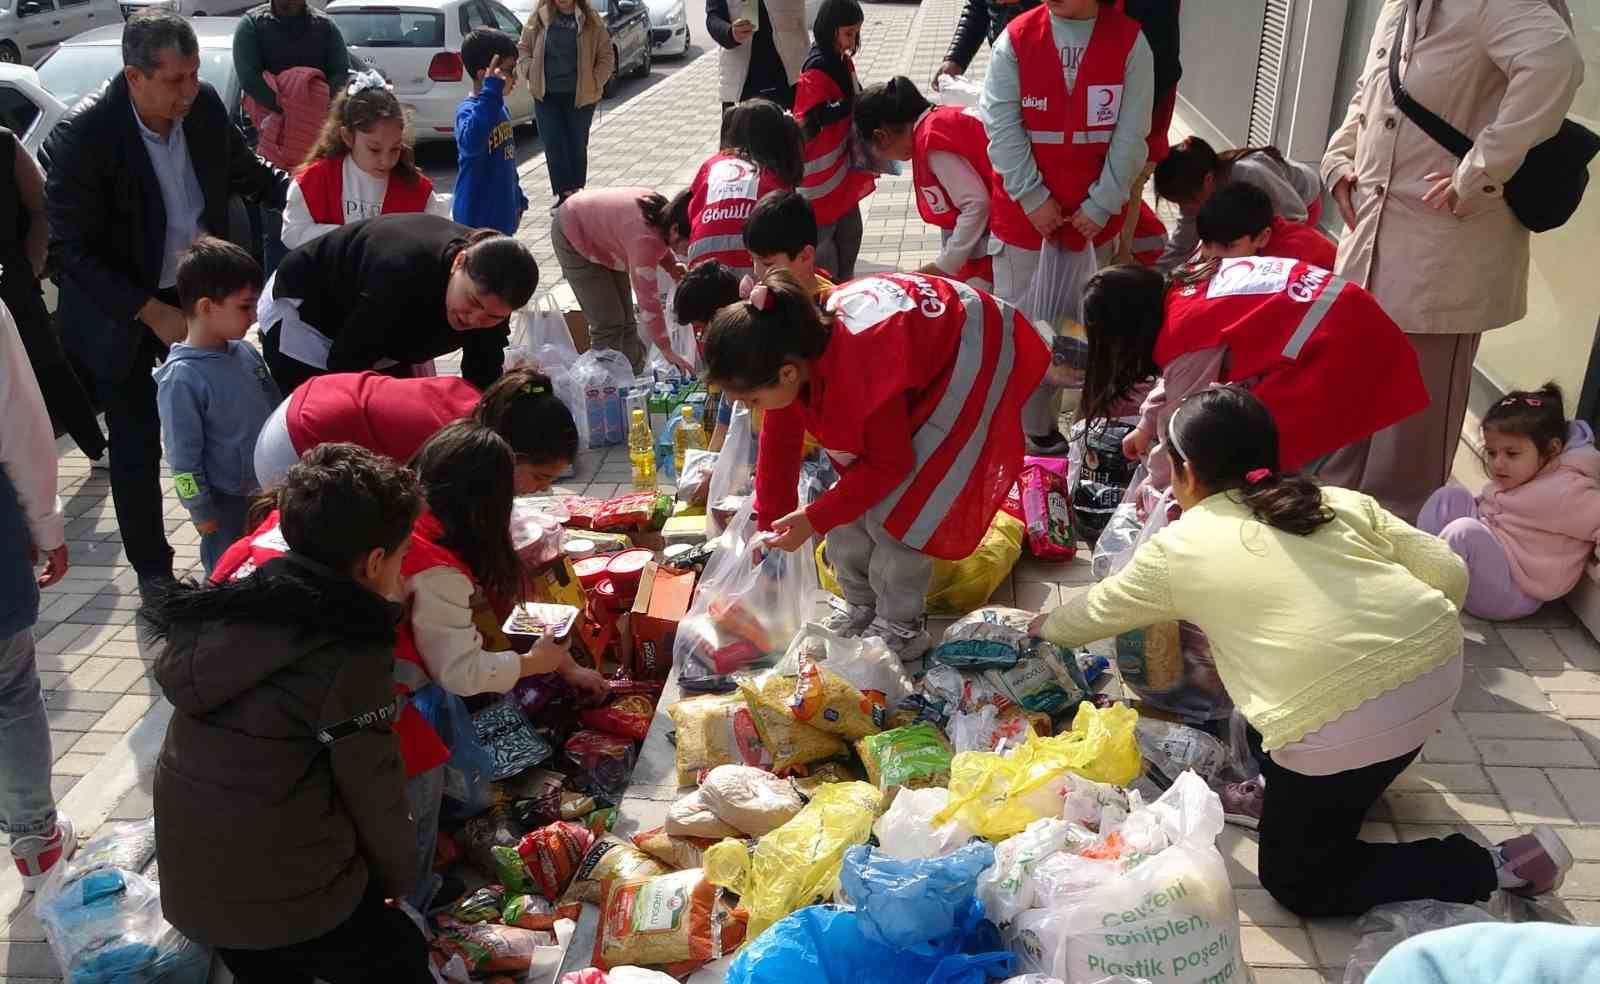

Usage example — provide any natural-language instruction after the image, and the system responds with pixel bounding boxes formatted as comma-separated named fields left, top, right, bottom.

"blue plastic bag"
left=839, top=842, right=995, bottom=951
left=411, top=684, right=495, bottom=813
left=725, top=903, right=1011, bottom=984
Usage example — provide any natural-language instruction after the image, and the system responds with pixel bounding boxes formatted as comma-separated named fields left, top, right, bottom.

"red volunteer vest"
left=1266, top=216, right=1336, bottom=270
left=912, top=105, right=998, bottom=284
left=794, top=59, right=877, bottom=226
left=686, top=152, right=788, bottom=275
left=1091, top=199, right=1168, bottom=266
left=286, top=372, right=481, bottom=463
left=295, top=156, right=436, bottom=228
left=209, top=511, right=450, bottom=777
left=1158, top=257, right=1429, bottom=471
left=989, top=5, right=1142, bottom=251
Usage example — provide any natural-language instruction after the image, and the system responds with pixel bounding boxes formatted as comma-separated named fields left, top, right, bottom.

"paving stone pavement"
left=5, top=0, right=1599, bottom=979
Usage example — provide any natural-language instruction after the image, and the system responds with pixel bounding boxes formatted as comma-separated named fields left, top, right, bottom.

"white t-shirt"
left=280, top=155, right=451, bottom=250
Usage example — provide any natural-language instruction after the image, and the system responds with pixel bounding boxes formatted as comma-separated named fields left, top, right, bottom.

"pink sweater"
left=1479, top=422, right=1600, bottom=601
left=556, top=187, right=674, bottom=352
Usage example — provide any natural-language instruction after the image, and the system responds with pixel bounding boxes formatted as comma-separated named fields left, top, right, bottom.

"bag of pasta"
left=592, top=869, right=748, bottom=971
left=562, top=836, right=672, bottom=905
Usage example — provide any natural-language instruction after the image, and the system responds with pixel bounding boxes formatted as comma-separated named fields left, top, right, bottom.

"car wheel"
left=0, top=43, right=19, bottom=65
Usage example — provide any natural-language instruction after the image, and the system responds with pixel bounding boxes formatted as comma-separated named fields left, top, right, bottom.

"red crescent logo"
left=1098, top=89, right=1114, bottom=107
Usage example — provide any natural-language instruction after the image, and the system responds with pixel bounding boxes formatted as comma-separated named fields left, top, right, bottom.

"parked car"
left=118, top=0, right=259, bottom=19
left=642, top=0, right=685, bottom=58
left=0, top=61, right=65, bottom=153
left=0, top=0, right=119, bottom=65
left=502, top=0, right=651, bottom=95
left=329, top=0, right=543, bottom=142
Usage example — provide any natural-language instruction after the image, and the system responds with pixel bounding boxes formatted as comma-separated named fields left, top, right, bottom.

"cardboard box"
left=528, top=556, right=586, bottom=610
left=629, top=561, right=697, bottom=680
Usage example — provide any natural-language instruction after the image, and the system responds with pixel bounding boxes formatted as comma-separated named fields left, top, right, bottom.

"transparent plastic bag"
left=706, top=402, right=755, bottom=539
left=36, top=820, right=211, bottom=984
left=935, top=73, right=983, bottom=108
left=1018, top=241, right=1096, bottom=388
left=1135, top=718, right=1231, bottom=789
left=1341, top=901, right=1498, bottom=984
left=870, top=787, right=973, bottom=861
left=780, top=623, right=914, bottom=712
left=571, top=348, right=635, bottom=448
left=838, top=842, right=995, bottom=951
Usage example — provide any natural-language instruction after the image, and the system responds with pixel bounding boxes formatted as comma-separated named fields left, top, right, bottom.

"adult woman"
left=0, top=126, right=104, bottom=461
left=252, top=367, right=580, bottom=494
left=1318, top=0, right=1582, bottom=522
left=257, top=212, right=538, bottom=393
left=517, top=0, right=613, bottom=203
left=708, top=0, right=808, bottom=111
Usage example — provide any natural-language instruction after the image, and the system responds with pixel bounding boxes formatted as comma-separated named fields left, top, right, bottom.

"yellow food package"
left=735, top=680, right=847, bottom=772
left=667, top=693, right=774, bottom=786
left=817, top=511, right=1024, bottom=617
left=704, top=781, right=882, bottom=941
left=935, top=702, right=1141, bottom=840
left=742, top=663, right=880, bottom=742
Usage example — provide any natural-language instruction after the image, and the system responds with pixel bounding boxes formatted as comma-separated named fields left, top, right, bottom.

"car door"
left=52, top=0, right=105, bottom=47
left=483, top=0, right=533, bottom=123
left=12, top=0, right=68, bottom=64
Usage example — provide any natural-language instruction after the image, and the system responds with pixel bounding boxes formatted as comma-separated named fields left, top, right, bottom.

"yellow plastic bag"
left=703, top=781, right=883, bottom=942
left=935, top=702, right=1141, bottom=840
left=817, top=511, right=1024, bottom=617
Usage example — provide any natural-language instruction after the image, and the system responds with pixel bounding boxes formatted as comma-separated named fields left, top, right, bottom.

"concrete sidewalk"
left=4, top=0, right=1598, bottom=979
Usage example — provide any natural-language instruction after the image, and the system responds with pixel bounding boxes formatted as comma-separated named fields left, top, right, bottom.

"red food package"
left=593, top=869, right=748, bottom=970
left=435, top=923, right=555, bottom=973
left=1020, top=463, right=1077, bottom=561
left=593, top=491, right=668, bottom=532
left=564, top=729, right=638, bottom=804
left=578, top=694, right=657, bottom=741
left=564, top=496, right=604, bottom=529
left=516, top=821, right=595, bottom=900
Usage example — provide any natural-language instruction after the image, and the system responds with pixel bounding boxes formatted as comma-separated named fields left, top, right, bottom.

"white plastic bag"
left=1006, top=773, right=1244, bottom=984
left=571, top=348, right=635, bottom=447
left=706, top=401, right=755, bottom=538
left=935, top=73, right=983, bottom=108
left=645, top=268, right=701, bottom=377
left=508, top=294, right=580, bottom=369
left=976, top=816, right=1076, bottom=926
left=782, top=624, right=914, bottom=709
left=870, top=787, right=973, bottom=861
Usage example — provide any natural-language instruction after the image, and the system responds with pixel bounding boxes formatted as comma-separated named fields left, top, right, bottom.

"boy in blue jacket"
left=454, top=28, right=529, bottom=234
left=154, top=238, right=279, bottom=575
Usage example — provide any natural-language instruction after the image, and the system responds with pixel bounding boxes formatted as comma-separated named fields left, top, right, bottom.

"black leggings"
left=216, top=882, right=433, bottom=984
left=1248, top=725, right=1497, bottom=917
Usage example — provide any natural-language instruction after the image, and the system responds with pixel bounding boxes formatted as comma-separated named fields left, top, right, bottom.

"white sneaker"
left=817, top=600, right=876, bottom=637
left=10, top=816, right=76, bottom=893
left=866, top=617, right=933, bottom=663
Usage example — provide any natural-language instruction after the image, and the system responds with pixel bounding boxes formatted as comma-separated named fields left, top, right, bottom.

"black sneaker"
left=1027, top=430, right=1071, bottom=456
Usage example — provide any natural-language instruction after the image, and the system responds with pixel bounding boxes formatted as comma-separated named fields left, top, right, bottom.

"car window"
left=0, top=87, right=40, bottom=138
left=458, top=1, right=493, bottom=35
left=486, top=0, right=523, bottom=34
left=35, top=44, right=234, bottom=112
left=57, top=0, right=88, bottom=8
left=328, top=9, right=446, bottom=47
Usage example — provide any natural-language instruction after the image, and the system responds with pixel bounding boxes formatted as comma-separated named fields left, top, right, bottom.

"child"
left=794, top=0, right=874, bottom=280
left=855, top=76, right=994, bottom=290
left=979, top=0, right=1154, bottom=455
left=552, top=188, right=695, bottom=374
left=153, top=238, right=280, bottom=575
left=1194, top=181, right=1334, bottom=269
left=686, top=98, right=804, bottom=276
left=744, top=188, right=835, bottom=297
left=281, top=71, right=450, bottom=251
left=1031, top=385, right=1573, bottom=916
left=702, top=269, right=1049, bottom=659
left=1078, top=264, right=1164, bottom=425
left=454, top=29, right=529, bottom=235
left=1121, top=253, right=1427, bottom=490
left=145, top=443, right=434, bottom=982
left=1152, top=135, right=1321, bottom=273
left=1419, top=383, right=1600, bottom=622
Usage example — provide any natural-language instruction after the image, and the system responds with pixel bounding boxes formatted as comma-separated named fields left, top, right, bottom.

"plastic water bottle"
left=673, top=404, right=708, bottom=473
left=628, top=409, right=656, bottom=489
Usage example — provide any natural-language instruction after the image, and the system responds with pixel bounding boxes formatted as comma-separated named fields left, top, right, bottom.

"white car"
left=0, top=0, right=119, bottom=65
left=328, top=0, right=536, bottom=143
left=117, top=0, right=260, bottom=19
left=642, top=0, right=684, bottom=58
left=0, top=62, right=65, bottom=153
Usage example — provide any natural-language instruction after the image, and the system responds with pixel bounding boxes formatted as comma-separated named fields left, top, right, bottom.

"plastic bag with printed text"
left=1068, top=418, right=1142, bottom=546
left=703, top=781, right=883, bottom=941
left=936, top=702, right=1141, bottom=840
left=1005, top=772, right=1245, bottom=984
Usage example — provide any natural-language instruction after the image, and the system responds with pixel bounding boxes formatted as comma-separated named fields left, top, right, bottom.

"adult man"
left=42, top=11, right=288, bottom=604
left=234, top=0, right=350, bottom=271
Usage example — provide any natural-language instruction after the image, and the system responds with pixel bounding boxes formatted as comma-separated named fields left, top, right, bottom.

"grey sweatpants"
left=827, top=514, right=935, bottom=625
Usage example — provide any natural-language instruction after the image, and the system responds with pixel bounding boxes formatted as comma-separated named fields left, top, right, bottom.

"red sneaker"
left=1498, top=825, right=1574, bottom=896
left=10, top=817, right=76, bottom=893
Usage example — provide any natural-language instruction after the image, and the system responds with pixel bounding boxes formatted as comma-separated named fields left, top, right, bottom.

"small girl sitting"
left=1419, top=383, right=1600, bottom=622
left=281, top=71, right=450, bottom=251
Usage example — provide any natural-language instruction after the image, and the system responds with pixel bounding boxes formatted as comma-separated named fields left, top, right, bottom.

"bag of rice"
left=593, top=869, right=748, bottom=971
left=518, top=821, right=596, bottom=900
left=562, top=836, right=671, bottom=904
left=633, top=827, right=719, bottom=871
left=856, top=723, right=953, bottom=793
left=668, top=693, right=774, bottom=786
left=929, top=607, right=1035, bottom=670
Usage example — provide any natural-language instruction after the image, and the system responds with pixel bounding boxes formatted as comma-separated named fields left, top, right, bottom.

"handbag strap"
left=1386, top=2, right=1473, bottom=160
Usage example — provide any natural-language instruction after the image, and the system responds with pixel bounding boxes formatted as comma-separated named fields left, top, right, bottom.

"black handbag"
left=1386, top=1, right=1600, bottom=232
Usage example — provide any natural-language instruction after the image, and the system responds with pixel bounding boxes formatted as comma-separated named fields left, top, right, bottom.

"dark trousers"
left=259, top=322, right=322, bottom=396
left=216, top=882, right=434, bottom=984
left=3, top=267, right=104, bottom=459
left=534, top=90, right=597, bottom=198
left=96, top=299, right=176, bottom=580
left=1249, top=726, right=1497, bottom=917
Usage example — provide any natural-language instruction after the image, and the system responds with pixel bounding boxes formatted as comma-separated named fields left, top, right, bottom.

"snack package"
left=503, top=894, right=583, bottom=931
left=579, top=694, right=658, bottom=742
left=491, top=845, right=534, bottom=897
left=1019, top=463, right=1076, bottom=561
left=473, top=699, right=556, bottom=781
left=451, top=884, right=509, bottom=924
left=633, top=827, right=720, bottom=871
left=510, top=499, right=567, bottom=568
left=518, top=821, right=596, bottom=900
left=783, top=625, right=914, bottom=711
left=563, top=496, right=605, bottom=529
left=460, top=804, right=523, bottom=879
left=668, top=692, right=775, bottom=785
left=562, top=836, right=672, bottom=905
left=565, top=730, right=639, bottom=805
left=584, top=807, right=620, bottom=837
left=740, top=663, right=880, bottom=742
left=436, top=923, right=556, bottom=974
left=856, top=723, right=953, bottom=793
left=594, top=491, right=673, bottom=532
left=593, top=869, right=749, bottom=971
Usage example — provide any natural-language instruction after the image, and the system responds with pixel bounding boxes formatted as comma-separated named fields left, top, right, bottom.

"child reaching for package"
left=700, top=270, right=1049, bottom=660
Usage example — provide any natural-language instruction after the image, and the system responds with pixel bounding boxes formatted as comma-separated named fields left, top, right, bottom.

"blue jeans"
left=534, top=91, right=597, bottom=198
left=0, top=628, right=56, bottom=839
left=403, top=765, right=444, bottom=911
left=199, top=492, right=255, bottom=577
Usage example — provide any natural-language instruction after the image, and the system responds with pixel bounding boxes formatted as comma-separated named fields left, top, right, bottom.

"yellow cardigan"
left=1041, top=486, right=1467, bottom=751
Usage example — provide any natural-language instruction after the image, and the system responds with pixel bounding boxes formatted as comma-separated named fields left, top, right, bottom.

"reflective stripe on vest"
left=1282, top=277, right=1347, bottom=360
left=687, top=234, right=748, bottom=264
left=1028, top=129, right=1065, bottom=145
left=1073, top=131, right=1113, bottom=145
left=801, top=164, right=851, bottom=201
left=803, top=139, right=849, bottom=177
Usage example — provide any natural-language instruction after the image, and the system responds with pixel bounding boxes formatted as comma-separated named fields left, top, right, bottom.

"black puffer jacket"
left=944, top=0, right=1181, bottom=94
left=145, top=555, right=415, bottom=950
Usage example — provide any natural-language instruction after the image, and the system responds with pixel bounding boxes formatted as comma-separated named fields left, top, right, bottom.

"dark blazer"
left=40, top=74, right=287, bottom=380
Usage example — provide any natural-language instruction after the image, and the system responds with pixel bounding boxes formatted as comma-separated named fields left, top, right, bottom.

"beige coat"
left=518, top=1, right=614, bottom=108
left=1320, top=0, right=1582, bottom=335
left=718, top=0, right=808, bottom=104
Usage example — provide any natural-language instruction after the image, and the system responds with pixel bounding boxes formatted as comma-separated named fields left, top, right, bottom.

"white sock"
left=1493, top=846, right=1528, bottom=889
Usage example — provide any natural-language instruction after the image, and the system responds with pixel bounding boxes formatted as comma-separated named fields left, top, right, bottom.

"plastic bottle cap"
left=681, top=405, right=695, bottom=418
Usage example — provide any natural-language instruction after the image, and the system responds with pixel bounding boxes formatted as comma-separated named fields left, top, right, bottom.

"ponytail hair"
left=1482, top=381, right=1568, bottom=456
left=853, top=75, right=929, bottom=148
left=727, top=98, right=805, bottom=188
left=1079, top=264, right=1165, bottom=424
left=1166, top=386, right=1333, bottom=537
left=702, top=269, right=831, bottom=391
left=473, top=368, right=580, bottom=466
left=1153, top=135, right=1288, bottom=206
left=638, top=189, right=692, bottom=242
left=457, top=230, right=539, bottom=310
left=409, top=421, right=523, bottom=602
